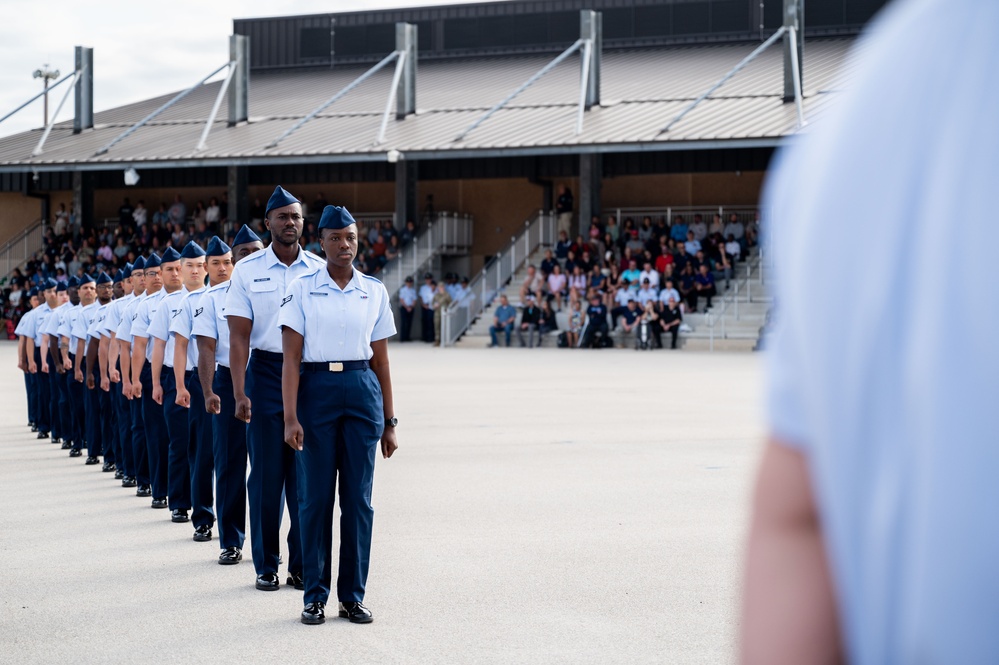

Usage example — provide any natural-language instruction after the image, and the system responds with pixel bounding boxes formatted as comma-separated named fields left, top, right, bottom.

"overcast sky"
left=0, top=0, right=500, bottom=139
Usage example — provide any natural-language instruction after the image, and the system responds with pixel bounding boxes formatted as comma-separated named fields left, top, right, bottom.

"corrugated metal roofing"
left=0, top=38, right=855, bottom=170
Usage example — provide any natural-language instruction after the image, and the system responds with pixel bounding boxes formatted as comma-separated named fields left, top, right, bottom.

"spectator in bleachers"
left=605, top=263, right=622, bottom=293
left=600, top=231, right=617, bottom=267
left=54, top=203, right=70, bottom=237
left=621, top=260, right=641, bottom=293
left=638, top=216, right=654, bottom=245
left=624, top=229, right=644, bottom=255
left=205, top=197, right=220, bottom=226
left=636, top=279, right=658, bottom=308
left=547, top=264, right=566, bottom=311
left=192, top=200, right=207, bottom=226
left=640, top=301, right=662, bottom=350
left=132, top=200, right=147, bottom=228
left=113, top=237, right=130, bottom=261
left=639, top=261, right=660, bottom=290
left=539, top=249, right=558, bottom=278
left=660, top=297, right=682, bottom=349
left=118, top=197, right=134, bottom=231
left=96, top=240, right=113, bottom=264
left=566, top=300, right=582, bottom=348
left=670, top=215, right=688, bottom=243
left=725, top=233, right=742, bottom=262
left=488, top=295, right=517, bottom=348
left=519, top=264, right=544, bottom=303
left=673, top=242, right=692, bottom=274
left=693, top=264, right=717, bottom=311
left=567, top=265, right=586, bottom=302
left=167, top=194, right=186, bottom=226
left=580, top=293, right=609, bottom=349
left=678, top=263, right=696, bottom=311
left=555, top=185, right=573, bottom=239
left=170, top=222, right=187, bottom=248
left=685, top=230, right=702, bottom=256
left=517, top=294, right=541, bottom=348
left=538, top=299, right=558, bottom=343
left=587, top=265, right=606, bottom=297
left=610, top=279, right=634, bottom=330
left=554, top=230, right=571, bottom=261
left=384, top=235, right=400, bottom=263
left=605, top=215, right=619, bottom=243
left=400, top=219, right=417, bottom=246
left=617, top=299, right=641, bottom=348
left=152, top=202, right=170, bottom=227
left=710, top=213, right=724, bottom=237
left=724, top=213, right=745, bottom=248
left=690, top=214, right=708, bottom=242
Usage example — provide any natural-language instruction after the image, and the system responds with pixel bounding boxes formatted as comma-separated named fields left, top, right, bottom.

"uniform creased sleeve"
left=147, top=301, right=171, bottom=342
left=169, top=298, right=194, bottom=339
left=192, top=291, right=218, bottom=340
left=276, top=279, right=306, bottom=336
left=370, top=283, right=397, bottom=342
left=224, top=269, right=253, bottom=321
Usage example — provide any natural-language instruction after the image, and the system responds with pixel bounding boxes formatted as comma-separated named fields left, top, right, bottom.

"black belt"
left=302, top=360, right=369, bottom=373
left=252, top=350, right=282, bottom=362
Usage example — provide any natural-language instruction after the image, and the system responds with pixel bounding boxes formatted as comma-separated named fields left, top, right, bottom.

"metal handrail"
left=704, top=249, right=772, bottom=351
left=603, top=205, right=759, bottom=228
left=441, top=210, right=554, bottom=347
left=379, top=212, right=473, bottom=298
left=0, top=220, right=46, bottom=280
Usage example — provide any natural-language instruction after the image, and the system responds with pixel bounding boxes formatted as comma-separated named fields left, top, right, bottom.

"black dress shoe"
left=287, top=571, right=304, bottom=590
left=85, top=456, right=100, bottom=465
left=113, top=469, right=124, bottom=480
left=30, top=425, right=38, bottom=432
left=151, top=497, right=168, bottom=509
left=136, top=485, right=152, bottom=497
left=51, top=437, right=61, bottom=445
left=61, top=441, right=71, bottom=450
left=121, top=476, right=137, bottom=488
left=37, top=431, right=49, bottom=439
left=255, top=573, right=280, bottom=591
left=69, top=449, right=82, bottom=458
left=171, top=509, right=190, bottom=523
left=218, top=547, right=242, bottom=565
left=338, top=601, right=373, bottom=624
left=301, top=602, right=326, bottom=625
left=101, top=461, right=115, bottom=473
left=193, top=525, right=212, bottom=542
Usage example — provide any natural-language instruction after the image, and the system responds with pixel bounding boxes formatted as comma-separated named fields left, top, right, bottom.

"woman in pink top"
left=547, top=264, right=567, bottom=311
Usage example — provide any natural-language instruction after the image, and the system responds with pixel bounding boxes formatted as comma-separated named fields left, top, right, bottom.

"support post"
left=72, top=171, right=94, bottom=231
left=578, top=153, right=602, bottom=237
left=580, top=11, right=601, bottom=110
left=228, top=35, right=249, bottom=126
left=783, top=0, right=804, bottom=102
left=396, top=23, right=417, bottom=119
left=395, top=159, right=418, bottom=232
left=227, top=165, right=249, bottom=234
left=73, top=46, right=93, bottom=134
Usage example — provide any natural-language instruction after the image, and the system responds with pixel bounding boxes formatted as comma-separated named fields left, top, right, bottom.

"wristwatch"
left=385, top=417, right=398, bottom=428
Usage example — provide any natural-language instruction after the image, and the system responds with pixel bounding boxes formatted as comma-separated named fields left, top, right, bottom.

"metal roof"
left=0, top=38, right=855, bottom=172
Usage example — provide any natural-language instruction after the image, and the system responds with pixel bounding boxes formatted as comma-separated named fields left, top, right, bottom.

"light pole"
left=33, top=64, right=60, bottom=126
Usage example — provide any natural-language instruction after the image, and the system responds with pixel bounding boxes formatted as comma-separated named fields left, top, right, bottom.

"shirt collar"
left=316, top=267, right=368, bottom=295
left=264, top=243, right=309, bottom=269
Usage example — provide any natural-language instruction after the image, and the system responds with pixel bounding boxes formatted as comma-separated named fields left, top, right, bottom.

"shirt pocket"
left=249, top=279, right=277, bottom=294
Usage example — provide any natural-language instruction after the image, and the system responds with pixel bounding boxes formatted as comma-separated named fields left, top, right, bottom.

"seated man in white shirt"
left=725, top=234, right=742, bottom=262
left=638, top=262, right=660, bottom=290
left=636, top=279, right=658, bottom=308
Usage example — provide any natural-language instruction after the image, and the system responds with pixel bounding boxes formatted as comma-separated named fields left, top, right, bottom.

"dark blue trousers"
left=130, top=391, right=150, bottom=486
left=141, top=365, right=169, bottom=499
left=187, top=373, right=215, bottom=528
left=34, top=349, right=50, bottom=433
left=213, top=366, right=247, bottom=551
left=59, top=369, right=73, bottom=445
left=68, top=353, right=85, bottom=451
left=25, top=370, right=36, bottom=426
left=99, top=384, right=115, bottom=464
left=114, top=367, right=133, bottom=478
left=162, top=370, right=191, bottom=512
left=85, top=362, right=104, bottom=459
left=297, top=369, right=383, bottom=605
left=246, top=353, right=302, bottom=576
left=49, top=359, right=65, bottom=442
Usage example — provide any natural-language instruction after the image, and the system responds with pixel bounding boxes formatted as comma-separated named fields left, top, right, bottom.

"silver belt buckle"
left=328, top=362, right=344, bottom=373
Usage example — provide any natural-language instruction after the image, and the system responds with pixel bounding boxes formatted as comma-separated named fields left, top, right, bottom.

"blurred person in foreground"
left=741, top=1, right=999, bottom=664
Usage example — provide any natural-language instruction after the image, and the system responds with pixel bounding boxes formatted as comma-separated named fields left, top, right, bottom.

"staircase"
left=379, top=212, right=473, bottom=299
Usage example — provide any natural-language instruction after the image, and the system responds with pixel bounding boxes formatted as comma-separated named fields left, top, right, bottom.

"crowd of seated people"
left=489, top=211, right=758, bottom=349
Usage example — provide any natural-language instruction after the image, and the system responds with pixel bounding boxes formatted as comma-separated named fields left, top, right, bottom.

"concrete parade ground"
left=0, top=341, right=765, bottom=664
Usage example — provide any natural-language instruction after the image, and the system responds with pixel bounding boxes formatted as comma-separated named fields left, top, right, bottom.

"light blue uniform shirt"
left=765, top=1, right=999, bottom=662
left=278, top=268, right=396, bottom=363
left=130, top=290, right=167, bottom=363
left=192, top=281, right=231, bottom=368
left=101, top=294, right=133, bottom=338
left=115, top=293, right=146, bottom=345
left=71, top=303, right=97, bottom=351
left=28, top=303, right=52, bottom=347
left=147, top=288, right=187, bottom=368
left=57, top=303, right=79, bottom=343
left=418, top=283, right=434, bottom=307
left=40, top=302, right=67, bottom=340
left=169, top=286, right=205, bottom=372
left=398, top=284, right=417, bottom=308
left=86, top=303, right=109, bottom=342
left=224, top=245, right=325, bottom=353
left=14, top=308, right=36, bottom=338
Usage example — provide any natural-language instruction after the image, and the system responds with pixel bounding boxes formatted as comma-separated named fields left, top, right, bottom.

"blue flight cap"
left=56, top=281, right=69, bottom=293
left=67, top=276, right=79, bottom=288
left=180, top=240, right=207, bottom=259
left=96, top=272, right=112, bottom=285
left=206, top=236, right=231, bottom=256
left=144, top=253, right=162, bottom=270
left=42, top=277, right=58, bottom=290
left=28, top=286, right=39, bottom=297
left=132, top=255, right=146, bottom=272
left=122, top=263, right=133, bottom=280
left=318, top=205, right=357, bottom=231
left=232, top=224, right=261, bottom=247
left=79, top=274, right=95, bottom=285
left=160, top=246, right=182, bottom=264
left=265, top=185, right=300, bottom=216
left=112, top=271, right=123, bottom=284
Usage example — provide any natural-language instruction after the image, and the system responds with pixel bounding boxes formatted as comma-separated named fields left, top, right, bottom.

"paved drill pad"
left=0, top=342, right=764, bottom=664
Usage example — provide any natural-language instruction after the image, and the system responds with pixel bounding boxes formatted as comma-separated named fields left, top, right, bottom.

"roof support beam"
left=375, top=49, right=408, bottom=146
left=454, top=38, right=583, bottom=143
left=95, top=60, right=233, bottom=156
left=228, top=35, right=249, bottom=126
left=266, top=50, right=399, bottom=150
left=196, top=62, right=238, bottom=152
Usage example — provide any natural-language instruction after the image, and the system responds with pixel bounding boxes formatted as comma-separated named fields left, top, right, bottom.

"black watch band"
left=385, top=417, right=398, bottom=428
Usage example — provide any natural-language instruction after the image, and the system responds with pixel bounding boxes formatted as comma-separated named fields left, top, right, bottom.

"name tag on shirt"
left=309, top=292, right=328, bottom=297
